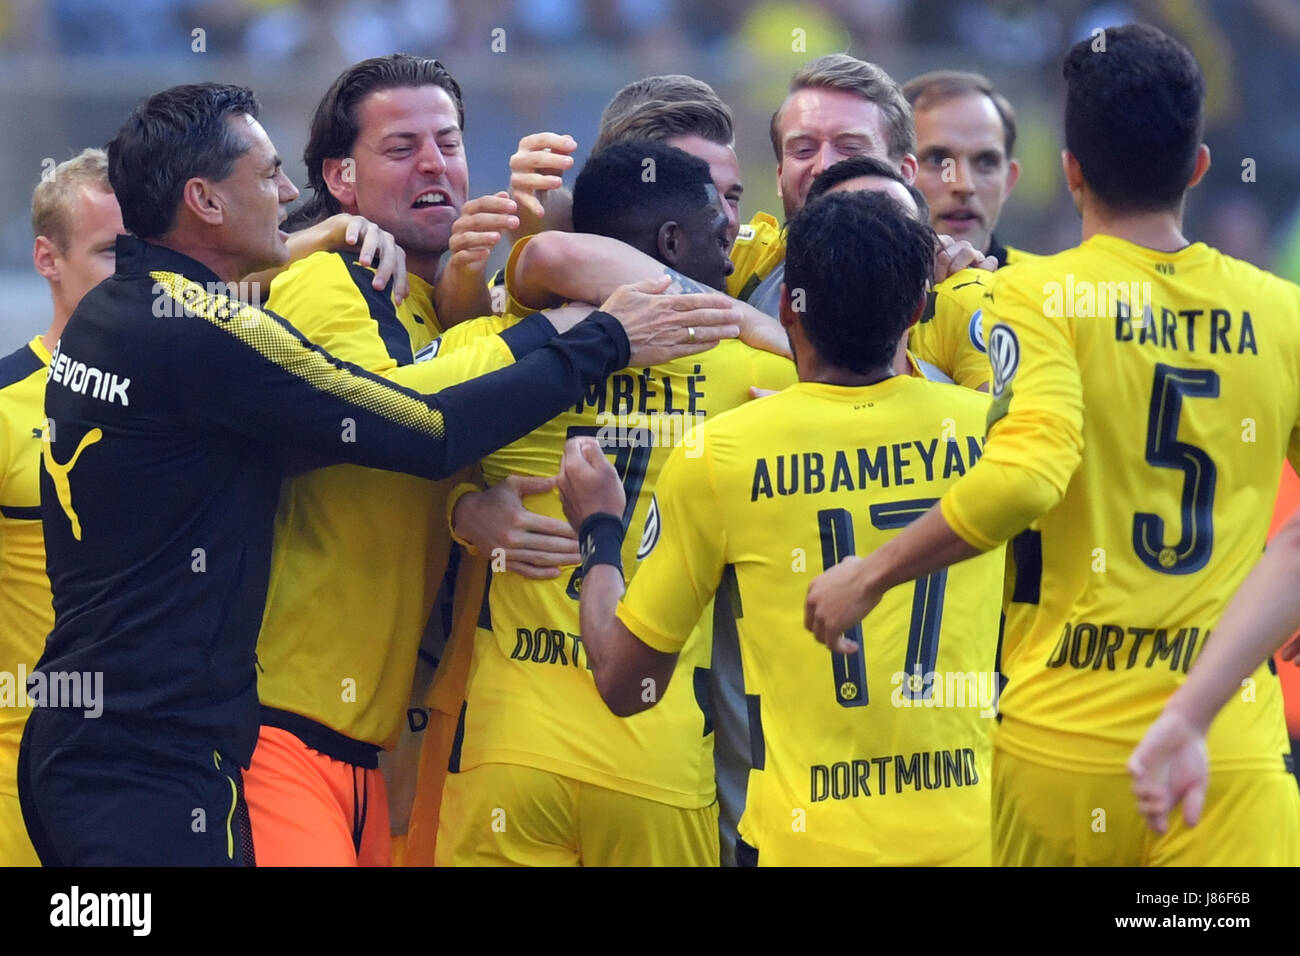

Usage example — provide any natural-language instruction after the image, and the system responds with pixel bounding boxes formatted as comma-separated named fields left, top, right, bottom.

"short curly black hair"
left=786, top=190, right=935, bottom=374
left=1064, top=23, right=1205, bottom=212
left=108, top=83, right=259, bottom=239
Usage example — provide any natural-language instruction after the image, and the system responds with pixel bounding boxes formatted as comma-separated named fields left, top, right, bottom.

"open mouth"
left=941, top=210, right=980, bottom=227
left=412, top=189, right=452, bottom=209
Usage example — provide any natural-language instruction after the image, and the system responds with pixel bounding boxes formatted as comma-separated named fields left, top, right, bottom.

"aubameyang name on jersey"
left=1046, top=621, right=1210, bottom=673
left=1114, top=301, right=1258, bottom=355
left=46, top=343, right=130, bottom=406
left=810, top=747, right=980, bottom=801
left=511, top=626, right=593, bottom=671
left=574, top=365, right=707, bottom=417
left=751, top=436, right=984, bottom=502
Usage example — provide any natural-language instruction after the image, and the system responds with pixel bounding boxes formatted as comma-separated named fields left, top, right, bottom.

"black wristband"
left=579, top=512, right=625, bottom=577
left=581, top=310, right=631, bottom=370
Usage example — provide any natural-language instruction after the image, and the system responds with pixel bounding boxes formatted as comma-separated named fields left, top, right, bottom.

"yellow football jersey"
left=618, top=377, right=1005, bottom=865
left=444, top=314, right=796, bottom=807
left=256, top=252, right=539, bottom=752
left=909, top=268, right=994, bottom=390
left=0, top=336, right=53, bottom=794
left=726, top=212, right=785, bottom=302
left=942, top=234, right=1300, bottom=773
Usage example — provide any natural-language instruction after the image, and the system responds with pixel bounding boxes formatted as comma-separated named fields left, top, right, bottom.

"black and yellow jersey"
left=35, top=236, right=632, bottom=765
left=941, top=234, right=1300, bottom=772
left=988, top=235, right=1040, bottom=268
left=910, top=239, right=1043, bottom=391
left=618, top=376, right=1004, bottom=864
left=0, top=336, right=52, bottom=792
left=909, top=268, right=995, bottom=390
left=443, top=312, right=796, bottom=806
left=255, top=251, right=554, bottom=758
left=727, top=212, right=784, bottom=303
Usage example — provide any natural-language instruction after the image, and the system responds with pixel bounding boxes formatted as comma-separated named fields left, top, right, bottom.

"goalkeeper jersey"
left=255, top=251, right=558, bottom=757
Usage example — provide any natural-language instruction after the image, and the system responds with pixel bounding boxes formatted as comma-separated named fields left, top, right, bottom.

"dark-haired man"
left=806, top=24, right=1300, bottom=866
left=559, top=189, right=1003, bottom=866
left=17, top=82, right=739, bottom=866
left=2, top=148, right=412, bottom=864
left=435, top=142, right=795, bottom=867
left=802, top=155, right=952, bottom=385
left=247, top=54, right=629, bottom=867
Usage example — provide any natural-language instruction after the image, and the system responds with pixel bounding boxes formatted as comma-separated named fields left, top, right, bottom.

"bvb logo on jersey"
left=987, top=323, right=1020, bottom=399
left=840, top=681, right=858, bottom=700
left=637, top=495, right=662, bottom=560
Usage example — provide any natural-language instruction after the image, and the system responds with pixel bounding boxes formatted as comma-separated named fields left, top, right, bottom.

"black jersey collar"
left=987, top=233, right=1010, bottom=268
left=114, top=234, right=226, bottom=287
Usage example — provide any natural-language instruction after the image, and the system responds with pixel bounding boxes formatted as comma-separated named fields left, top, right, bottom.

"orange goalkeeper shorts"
left=244, top=724, right=390, bottom=867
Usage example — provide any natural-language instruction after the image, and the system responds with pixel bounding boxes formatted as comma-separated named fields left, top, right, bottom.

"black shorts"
left=17, top=708, right=255, bottom=866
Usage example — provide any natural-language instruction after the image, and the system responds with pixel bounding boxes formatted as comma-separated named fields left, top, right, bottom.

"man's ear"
left=322, top=157, right=359, bottom=211
left=1004, top=157, right=1022, bottom=197
left=657, top=220, right=680, bottom=267
left=1061, top=149, right=1084, bottom=194
left=906, top=290, right=927, bottom=330
left=775, top=164, right=784, bottom=205
left=181, top=177, right=224, bottom=227
left=33, top=235, right=60, bottom=282
left=1187, top=144, right=1211, bottom=189
left=778, top=282, right=795, bottom=331
left=899, top=153, right=919, bottom=186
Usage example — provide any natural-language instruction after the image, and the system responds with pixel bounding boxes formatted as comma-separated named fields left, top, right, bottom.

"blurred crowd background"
left=2, top=0, right=1299, bottom=348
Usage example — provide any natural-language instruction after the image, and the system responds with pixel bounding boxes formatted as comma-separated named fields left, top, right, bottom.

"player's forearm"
left=434, top=263, right=494, bottom=329
left=941, top=451, right=1072, bottom=551
left=733, top=301, right=792, bottom=358
left=291, top=311, right=625, bottom=479
left=428, top=313, right=629, bottom=475
left=512, top=232, right=665, bottom=311
left=863, top=504, right=982, bottom=598
left=508, top=186, right=572, bottom=245
left=1165, top=514, right=1300, bottom=733
left=579, top=565, right=641, bottom=714
left=579, top=566, right=677, bottom=717
left=386, top=313, right=553, bottom=392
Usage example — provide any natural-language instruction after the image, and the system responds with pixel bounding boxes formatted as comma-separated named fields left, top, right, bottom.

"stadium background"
left=0, top=0, right=1298, bottom=741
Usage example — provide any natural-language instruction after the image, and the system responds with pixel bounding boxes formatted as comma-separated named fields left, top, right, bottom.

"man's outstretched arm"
left=1129, top=510, right=1300, bottom=834
left=556, top=437, right=677, bottom=716
left=805, top=505, right=982, bottom=651
left=805, top=276, right=1085, bottom=649
left=511, top=231, right=792, bottom=358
